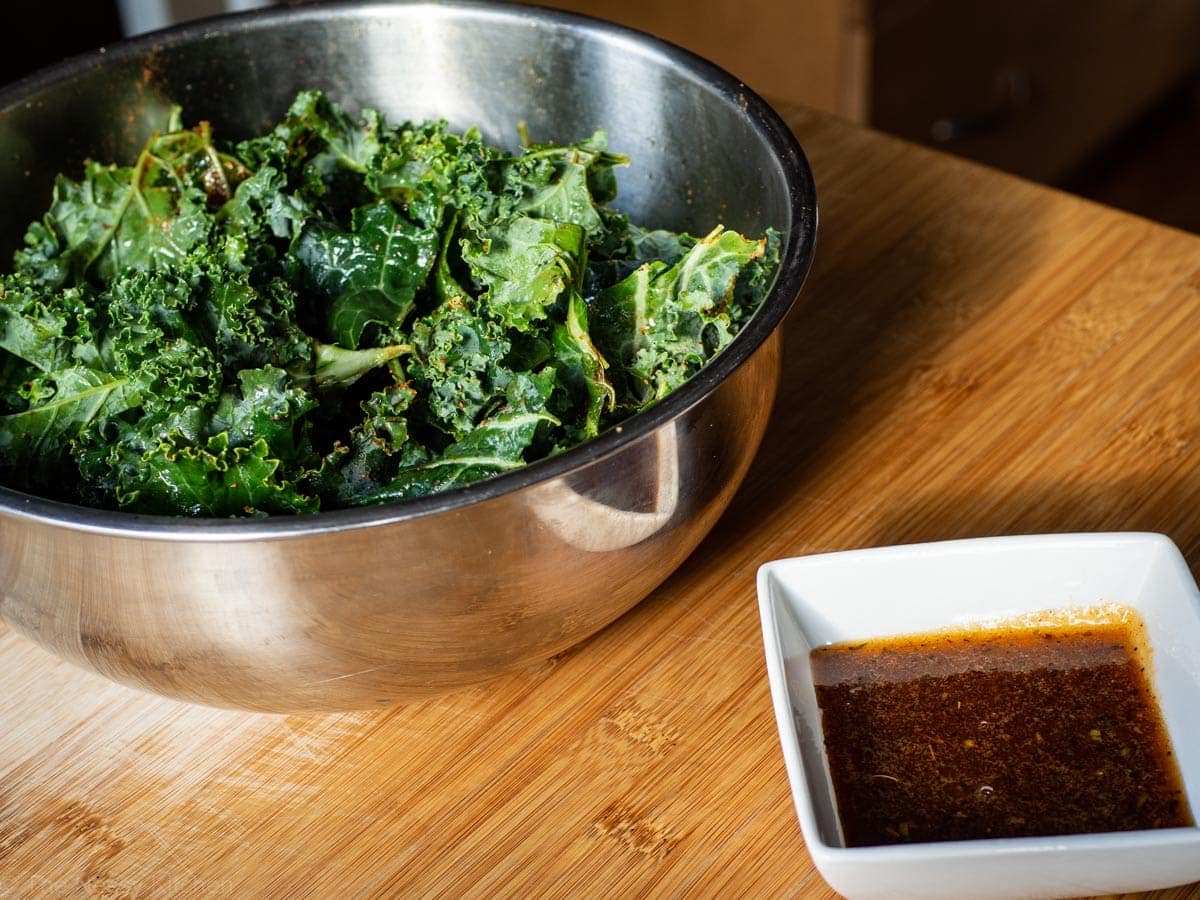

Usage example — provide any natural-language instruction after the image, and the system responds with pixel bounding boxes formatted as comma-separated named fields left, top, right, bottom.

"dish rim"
left=757, top=532, right=1200, bottom=872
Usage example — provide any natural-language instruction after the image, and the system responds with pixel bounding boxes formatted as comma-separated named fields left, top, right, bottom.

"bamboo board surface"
left=3, top=105, right=1200, bottom=899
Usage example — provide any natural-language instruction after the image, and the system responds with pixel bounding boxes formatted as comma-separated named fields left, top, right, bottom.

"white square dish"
left=757, top=532, right=1200, bottom=900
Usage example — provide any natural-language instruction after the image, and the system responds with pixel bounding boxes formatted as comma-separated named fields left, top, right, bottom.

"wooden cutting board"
left=2, top=104, right=1200, bottom=899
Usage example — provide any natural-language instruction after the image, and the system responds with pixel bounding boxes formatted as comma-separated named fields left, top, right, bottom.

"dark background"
left=1, top=3, right=123, bottom=86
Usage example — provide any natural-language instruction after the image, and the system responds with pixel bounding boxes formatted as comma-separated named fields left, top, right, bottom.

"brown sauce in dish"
left=810, top=616, right=1192, bottom=847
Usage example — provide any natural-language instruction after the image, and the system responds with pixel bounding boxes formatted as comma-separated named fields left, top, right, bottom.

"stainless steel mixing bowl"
left=0, top=1, right=816, bottom=711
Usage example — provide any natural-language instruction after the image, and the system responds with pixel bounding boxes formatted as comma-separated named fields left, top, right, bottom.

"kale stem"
left=309, top=341, right=414, bottom=388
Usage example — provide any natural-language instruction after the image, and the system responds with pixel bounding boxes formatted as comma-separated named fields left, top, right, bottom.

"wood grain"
left=3, top=107, right=1200, bottom=898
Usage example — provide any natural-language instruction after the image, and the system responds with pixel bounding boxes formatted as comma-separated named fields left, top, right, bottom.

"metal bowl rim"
left=0, top=0, right=817, bottom=542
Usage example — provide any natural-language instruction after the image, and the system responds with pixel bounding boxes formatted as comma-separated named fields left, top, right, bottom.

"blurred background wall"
left=5, top=0, right=1199, bottom=233
left=115, top=0, right=273, bottom=36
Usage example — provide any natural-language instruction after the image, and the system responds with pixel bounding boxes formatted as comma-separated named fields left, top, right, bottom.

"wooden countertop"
left=3, top=106, right=1200, bottom=899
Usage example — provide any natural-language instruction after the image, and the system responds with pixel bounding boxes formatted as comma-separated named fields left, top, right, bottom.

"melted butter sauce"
left=810, top=616, right=1192, bottom=847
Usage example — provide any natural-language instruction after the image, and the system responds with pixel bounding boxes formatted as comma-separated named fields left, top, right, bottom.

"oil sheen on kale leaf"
left=0, top=90, right=779, bottom=517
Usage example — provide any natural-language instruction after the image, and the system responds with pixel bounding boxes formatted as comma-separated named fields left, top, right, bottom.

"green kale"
left=550, top=290, right=614, bottom=443
left=461, top=215, right=584, bottom=330
left=591, top=226, right=766, bottom=409
left=497, top=130, right=628, bottom=238
left=102, top=430, right=318, bottom=517
left=406, top=297, right=514, bottom=440
left=311, top=380, right=420, bottom=506
left=288, top=201, right=438, bottom=349
left=20, top=118, right=246, bottom=286
left=0, top=90, right=778, bottom=516
left=354, top=368, right=558, bottom=504
left=236, top=89, right=383, bottom=209
left=368, top=120, right=499, bottom=229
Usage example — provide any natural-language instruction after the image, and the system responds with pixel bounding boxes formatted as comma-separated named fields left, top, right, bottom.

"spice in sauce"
left=810, top=615, right=1192, bottom=847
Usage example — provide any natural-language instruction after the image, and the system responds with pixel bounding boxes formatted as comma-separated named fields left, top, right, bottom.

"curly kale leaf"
left=461, top=216, right=584, bottom=330
left=368, top=121, right=500, bottom=229
left=591, top=226, right=765, bottom=409
left=20, top=121, right=248, bottom=285
left=0, top=274, right=140, bottom=490
left=0, top=333, right=214, bottom=498
left=496, top=130, right=629, bottom=238
left=354, top=368, right=557, bottom=504
left=550, top=290, right=614, bottom=442
left=195, top=274, right=311, bottom=373
left=288, top=202, right=438, bottom=349
left=733, top=227, right=782, bottom=328
left=312, top=380, right=420, bottom=506
left=406, top=297, right=513, bottom=439
left=149, top=118, right=253, bottom=207
left=0, top=365, right=143, bottom=490
left=215, top=165, right=312, bottom=272
left=0, top=276, right=95, bottom=378
left=237, top=89, right=383, bottom=185
left=106, top=431, right=317, bottom=517
left=79, top=366, right=317, bottom=516
left=207, top=366, right=317, bottom=466
left=97, top=265, right=313, bottom=393
left=584, top=224, right=699, bottom=298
